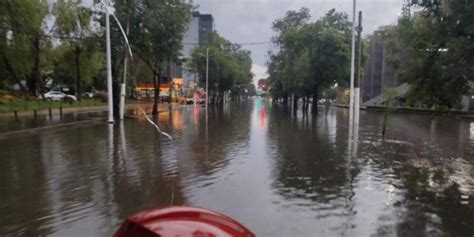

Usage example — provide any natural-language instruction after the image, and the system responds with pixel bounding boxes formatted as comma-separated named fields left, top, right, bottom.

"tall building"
left=198, top=14, right=215, bottom=45
left=181, top=12, right=201, bottom=59
left=362, top=28, right=402, bottom=103
left=179, top=11, right=215, bottom=91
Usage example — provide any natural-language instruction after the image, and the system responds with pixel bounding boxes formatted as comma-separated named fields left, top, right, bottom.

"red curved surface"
left=114, top=206, right=255, bottom=237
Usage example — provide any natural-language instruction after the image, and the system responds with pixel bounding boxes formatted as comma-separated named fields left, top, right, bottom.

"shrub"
left=0, top=90, right=9, bottom=96
left=94, top=91, right=108, bottom=102
left=63, top=96, right=75, bottom=104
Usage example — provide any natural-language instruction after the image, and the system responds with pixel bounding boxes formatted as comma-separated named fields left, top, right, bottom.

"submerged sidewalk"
left=0, top=102, right=186, bottom=135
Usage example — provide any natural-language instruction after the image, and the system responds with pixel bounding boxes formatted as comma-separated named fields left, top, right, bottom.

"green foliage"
left=52, top=0, right=104, bottom=93
left=267, top=8, right=353, bottom=112
left=1, top=0, right=192, bottom=106
left=188, top=31, right=254, bottom=101
left=52, top=40, right=104, bottom=89
left=388, top=1, right=474, bottom=109
left=382, top=86, right=399, bottom=109
left=106, top=0, right=191, bottom=113
left=0, top=0, right=50, bottom=94
left=0, top=98, right=106, bottom=113
left=114, top=0, right=192, bottom=74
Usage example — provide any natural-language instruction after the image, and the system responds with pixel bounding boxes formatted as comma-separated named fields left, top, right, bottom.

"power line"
left=3, top=25, right=273, bottom=46
left=182, top=41, right=272, bottom=46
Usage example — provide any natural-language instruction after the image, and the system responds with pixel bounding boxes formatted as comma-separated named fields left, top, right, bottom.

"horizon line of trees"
left=0, top=0, right=255, bottom=116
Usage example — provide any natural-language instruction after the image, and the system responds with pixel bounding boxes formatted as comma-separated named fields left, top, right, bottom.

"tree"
left=387, top=1, right=474, bottom=109
left=0, top=0, right=50, bottom=96
left=117, top=0, right=192, bottom=115
left=267, top=8, right=353, bottom=114
left=268, top=7, right=311, bottom=108
left=189, top=31, right=254, bottom=104
left=53, top=0, right=103, bottom=97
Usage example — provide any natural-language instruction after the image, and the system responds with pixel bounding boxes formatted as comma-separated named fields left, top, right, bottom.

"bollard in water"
left=33, top=109, right=37, bottom=119
left=48, top=108, right=52, bottom=118
left=14, top=110, right=18, bottom=119
left=59, top=107, right=63, bottom=119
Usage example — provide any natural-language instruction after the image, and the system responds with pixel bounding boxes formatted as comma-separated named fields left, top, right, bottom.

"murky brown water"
left=0, top=98, right=473, bottom=236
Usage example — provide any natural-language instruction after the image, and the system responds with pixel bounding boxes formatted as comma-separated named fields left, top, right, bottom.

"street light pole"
left=206, top=47, right=209, bottom=112
left=349, top=0, right=356, bottom=128
left=354, top=11, right=363, bottom=127
left=105, top=10, right=114, bottom=123
left=119, top=15, right=130, bottom=121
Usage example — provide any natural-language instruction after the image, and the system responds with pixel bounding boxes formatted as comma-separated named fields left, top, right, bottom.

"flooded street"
left=0, top=99, right=473, bottom=236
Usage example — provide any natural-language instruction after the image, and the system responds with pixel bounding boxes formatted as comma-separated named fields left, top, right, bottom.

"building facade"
left=362, top=28, right=402, bottom=103
left=177, top=11, right=215, bottom=92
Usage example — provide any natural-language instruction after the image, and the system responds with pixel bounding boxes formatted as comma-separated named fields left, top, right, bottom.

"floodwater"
left=0, top=109, right=108, bottom=133
left=0, top=98, right=473, bottom=236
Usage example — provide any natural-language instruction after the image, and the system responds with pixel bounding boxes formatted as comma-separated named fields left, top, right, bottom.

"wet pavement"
left=0, top=98, right=473, bottom=236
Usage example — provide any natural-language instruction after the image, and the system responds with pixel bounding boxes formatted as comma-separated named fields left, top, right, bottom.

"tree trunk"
left=28, top=32, right=41, bottom=96
left=169, top=82, right=173, bottom=108
left=311, top=92, right=318, bottom=114
left=212, top=93, right=217, bottom=104
left=220, top=91, right=224, bottom=104
left=293, top=95, right=298, bottom=116
left=302, top=97, right=306, bottom=114
left=305, top=95, right=310, bottom=113
left=152, top=68, right=161, bottom=115
left=1, top=52, right=27, bottom=94
left=75, top=45, right=81, bottom=99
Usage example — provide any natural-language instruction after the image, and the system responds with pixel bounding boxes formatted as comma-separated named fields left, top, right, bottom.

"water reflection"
left=256, top=97, right=266, bottom=129
left=0, top=100, right=473, bottom=236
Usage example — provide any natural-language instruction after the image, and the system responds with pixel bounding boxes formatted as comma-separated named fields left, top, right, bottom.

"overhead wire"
left=182, top=41, right=272, bottom=46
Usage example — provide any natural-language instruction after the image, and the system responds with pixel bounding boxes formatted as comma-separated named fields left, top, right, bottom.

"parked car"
left=42, top=91, right=77, bottom=101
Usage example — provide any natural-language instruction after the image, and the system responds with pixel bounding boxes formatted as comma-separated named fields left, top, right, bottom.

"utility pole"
left=354, top=11, right=363, bottom=126
left=119, top=14, right=130, bottom=120
left=101, top=0, right=132, bottom=122
left=206, top=47, right=209, bottom=113
left=105, top=10, right=114, bottom=123
left=349, top=0, right=357, bottom=128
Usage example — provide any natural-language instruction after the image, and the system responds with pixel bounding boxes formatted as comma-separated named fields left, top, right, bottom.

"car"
left=196, top=97, right=206, bottom=104
left=185, top=97, right=194, bottom=104
left=42, top=91, right=77, bottom=101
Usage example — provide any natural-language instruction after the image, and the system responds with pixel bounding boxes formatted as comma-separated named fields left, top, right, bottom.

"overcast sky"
left=193, top=0, right=405, bottom=82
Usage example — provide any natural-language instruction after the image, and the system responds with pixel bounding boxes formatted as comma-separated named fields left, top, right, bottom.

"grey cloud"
left=194, top=0, right=404, bottom=66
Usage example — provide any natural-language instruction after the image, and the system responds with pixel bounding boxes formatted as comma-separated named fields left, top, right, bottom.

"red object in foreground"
left=114, top=206, right=255, bottom=237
